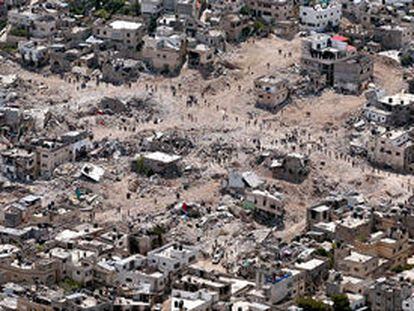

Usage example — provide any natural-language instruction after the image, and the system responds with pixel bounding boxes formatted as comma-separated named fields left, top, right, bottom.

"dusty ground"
left=1, top=34, right=412, bottom=242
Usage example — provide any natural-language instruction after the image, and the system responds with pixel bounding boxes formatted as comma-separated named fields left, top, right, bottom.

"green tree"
left=103, top=0, right=125, bottom=14
left=239, top=5, right=251, bottom=16
left=95, top=8, right=110, bottom=19
left=0, top=20, right=7, bottom=32
left=297, top=297, right=329, bottom=311
left=10, top=27, right=29, bottom=37
left=253, top=20, right=265, bottom=33
left=332, top=294, right=351, bottom=311
left=401, top=54, right=414, bottom=67
left=148, top=16, right=157, bottom=34
left=131, top=0, right=141, bottom=16
left=59, top=278, right=82, bottom=293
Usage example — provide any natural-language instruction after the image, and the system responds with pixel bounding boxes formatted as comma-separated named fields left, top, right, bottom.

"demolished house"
left=1, top=131, right=92, bottom=180
left=271, top=153, right=310, bottom=183
left=18, top=41, right=49, bottom=67
left=133, top=151, right=182, bottom=176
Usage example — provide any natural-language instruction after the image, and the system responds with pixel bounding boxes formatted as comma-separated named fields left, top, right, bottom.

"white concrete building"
left=93, top=19, right=145, bottom=51
left=299, top=1, right=342, bottom=31
left=147, top=243, right=198, bottom=273
left=245, top=190, right=284, bottom=217
left=171, top=289, right=218, bottom=311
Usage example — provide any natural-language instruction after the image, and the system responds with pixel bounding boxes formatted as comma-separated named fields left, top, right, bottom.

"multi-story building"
left=299, top=1, right=341, bottom=32
left=271, top=153, right=310, bottom=183
left=0, top=258, right=58, bottom=285
left=176, top=0, right=199, bottom=18
left=1, top=131, right=92, bottom=180
left=301, top=33, right=358, bottom=86
left=367, top=128, right=414, bottom=174
left=341, top=0, right=372, bottom=26
left=364, top=93, right=414, bottom=126
left=335, top=215, right=372, bottom=244
left=245, top=190, right=284, bottom=219
left=333, top=54, right=373, bottom=94
left=142, top=33, right=187, bottom=74
left=255, top=268, right=306, bottom=304
left=373, top=25, right=412, bottom=50
left=18, top=40, right=49, bottom=67
left=367, top=277, right=412, bottom=311
left=254, top=75, right=289, bottom=111
left=93, top=19, right=145, bottom=54
left=1, top=148, right=36, bottom=182
left=247, top=0, right=296, bottom=23
left=141, top=0, right=164, bottom=15
left=7, top=10, right=57, bottom=38
left=220, top=13, right=251, bottom=42
left=147, top=243, right=198, bottom=274
left=337, top=251, right=379, bottom=278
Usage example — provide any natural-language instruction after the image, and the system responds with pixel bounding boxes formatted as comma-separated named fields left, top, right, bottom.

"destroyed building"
left=133, top=151, right=182, bottom=177
left=101, top=57, right=142, bottom=85
left=0, top=0, right=413, bottom=309
left=1, top=131, right=92, bottom=180
left=18, top=41, right=49, bottom=67
left=271, top=153, right=310, bottom=183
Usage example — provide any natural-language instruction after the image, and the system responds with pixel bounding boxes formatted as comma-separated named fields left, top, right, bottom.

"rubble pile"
left=0, top=0, right=412, bottom=309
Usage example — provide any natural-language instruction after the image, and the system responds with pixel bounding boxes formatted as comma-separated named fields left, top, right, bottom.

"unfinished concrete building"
left=254, top=75, right=289, bottom=111
left=333, top=54, right=373, bottom=94
left=0, top=148, right=36, bottom=182
left=301, top=34, right=357, bottom=86
left=373, top=25, right=412, bottom=51
left=247, top=0, right=296, bottom=23
left=220, top=14, right=251, bottom=42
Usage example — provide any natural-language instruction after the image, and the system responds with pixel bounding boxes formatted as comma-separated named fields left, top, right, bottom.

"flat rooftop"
left=110, top=20, right=143, bottom=30
left=143, top=151, right=181, bottom=163
left=344, top=251, right=373, bottom=263
left=295, top=258, right=325, bottom=270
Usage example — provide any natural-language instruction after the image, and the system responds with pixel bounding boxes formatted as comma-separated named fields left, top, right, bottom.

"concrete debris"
left=81, top=164, right=105, bottom=182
